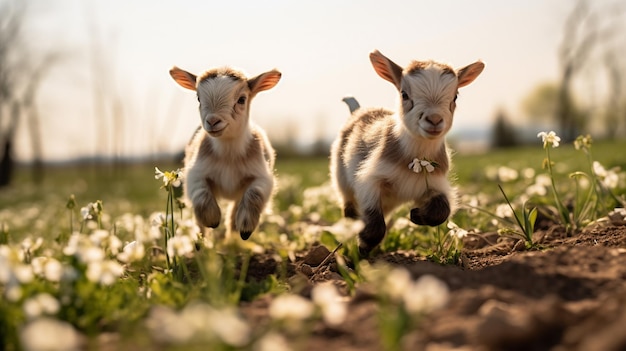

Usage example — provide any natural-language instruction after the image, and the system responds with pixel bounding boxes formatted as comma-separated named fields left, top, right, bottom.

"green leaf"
left=527, top=207, right=537, bottom=234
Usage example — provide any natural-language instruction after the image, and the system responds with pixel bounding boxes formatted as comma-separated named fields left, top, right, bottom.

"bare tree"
left=0, top=1, right=60, bottom=186
left=0, top=1, right=25, bottom=187
left=556, top=0, right=624, bottom=141
left=22, top=54, right=60, bottom=182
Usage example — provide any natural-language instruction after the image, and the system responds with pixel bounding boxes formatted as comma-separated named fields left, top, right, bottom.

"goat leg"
left=343, top=201, right=359, bottom=219
left=358, top=207, right=386, bottom=257
left=410, top=193, right=450, bottom=226
left=234, top=187, right=266, bottom=240
left=194, top=193, right=221, bottom=229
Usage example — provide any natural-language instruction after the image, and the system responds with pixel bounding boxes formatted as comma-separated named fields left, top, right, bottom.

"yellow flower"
left=155, top=167, right=183, bottom=188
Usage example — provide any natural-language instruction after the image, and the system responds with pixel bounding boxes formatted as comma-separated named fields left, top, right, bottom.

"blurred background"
left=0, top=0, right=625, bottom=188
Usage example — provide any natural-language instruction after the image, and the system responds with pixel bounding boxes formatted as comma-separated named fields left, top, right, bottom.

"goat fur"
left=170, top=66, right=281, bottom=240
left=330, top=50, right=484, bottom=255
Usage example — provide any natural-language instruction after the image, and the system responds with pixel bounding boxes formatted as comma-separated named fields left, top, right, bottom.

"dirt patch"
left=241, top=222, right=626, bottom=351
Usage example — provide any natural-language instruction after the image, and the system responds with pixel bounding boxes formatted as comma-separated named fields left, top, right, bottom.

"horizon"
left=4, top=0, right=624, bottom=162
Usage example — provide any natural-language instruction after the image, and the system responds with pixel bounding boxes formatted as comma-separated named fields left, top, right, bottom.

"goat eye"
left=401, top=91, right=409, bottom=101
left=237, top=96, right=246, bottom=105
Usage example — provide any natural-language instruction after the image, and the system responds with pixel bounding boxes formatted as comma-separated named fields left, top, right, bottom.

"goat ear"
left=457, top=61, right=484, bottom=88
left=169, top=66, right=197, bottom=91
left=369, top=50, right=403, bottom=90
left=248, top=69, right=282, bottom=95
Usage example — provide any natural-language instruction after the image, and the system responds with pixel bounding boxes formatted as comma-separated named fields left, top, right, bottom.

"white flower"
left=526, top=183, right=547, bottom=197
left=31, top=257, right=63, bottom=282
left=402, top=275, right=450, bottom=314
left=269, top=294, right=315, bottom=321
left=495, top=203, right=514, bottom=219
left=81, top=246, right=105, bottom=264
left=204, top=307, right=251, bottom=347
left=311, top=283, right=347, bottom=326
left=408, top=158, right=436, bottom=174
left=385, top=267, right=413, bottom=301
left=21, top=237, right=43, bottom=254
left=254, top=332, right=292, bottom=351
left=574, top=134, right=592, bottom=151
left=497, top=166, right=519, bottom=182
left=146, top=305, right=194, bottom=344
left=155, top=167, right=183, bottom=188
left=13, top=264, right=34, bottom=284
left=593, top=161, right=620, bottom=189
left=537, top=131, right=561, bottom=148
left=150, top=212, right=166, bottom=227
left=6, top=285, right=22, bottom=302
left=166, top=235, right=194, bottom=258
left=86, top=260, right=124, bottom=285
left=23, top=293, right=60, bottom=319
left=20, top=317, right=82, bottom=351
left=80, top=201, right=102, bottom=221
left=447, top=221, right=468, bottom=239
left=89, top=229, right=109, bottom=246
left=321, top=218, right=363, bottom=242
left=117, top=241, right=145, bottom=263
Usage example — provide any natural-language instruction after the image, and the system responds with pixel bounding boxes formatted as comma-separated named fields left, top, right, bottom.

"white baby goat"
left=169, top=66, right=281, bottom=240
left=330, top=50, right=484, bottom=255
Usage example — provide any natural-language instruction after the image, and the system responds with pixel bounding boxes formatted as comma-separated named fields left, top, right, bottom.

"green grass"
left=0, top=138, right=624, bottom=350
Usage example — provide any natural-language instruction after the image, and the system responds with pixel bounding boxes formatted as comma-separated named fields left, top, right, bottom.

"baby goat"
left=330, top=50, right=484, bottom=255
left=169, top=66, right=281, bottom=240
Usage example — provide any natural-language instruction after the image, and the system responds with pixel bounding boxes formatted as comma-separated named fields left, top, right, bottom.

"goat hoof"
left=240, top=231, right=252, bottom=240
left=410, top=207, right=448, bottom=226
left=344, top=205, right=359, bottom=219
left=410, top=208, right=427, bottom=225
left=358, top=245, right=372, bottom=258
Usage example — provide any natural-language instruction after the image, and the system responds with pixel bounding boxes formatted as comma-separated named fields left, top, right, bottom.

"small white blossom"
left=593, top=161, right=620, bottom=189
left=497, top=166, right=519, bottom=182
left=447, top=221, right=468, bottom=239
left=155, top=167, right=183, bottom=188
left=269, top=294, right=315, bottom=321
left=86, top=260, right=124, bottom=285
left=117, top=241, right=146, bottom=263
left=526, top=183, right=548, bottom=197
left=13, top=264, right=34, bottom=284
left=321, top=218, right=363, bottom=242
left=254, top=332, right=292, bottom=351
left=23, top=293, right=60, bottom=319
left=21, top=237, right=43, bottom=254
left=311, top=283, right=347, bottom=326
left=31, top=257, right=63, bottom=282
left=79, top=201, right=102, bottom=221
left=166, top=235, right=195, bottom=258
left=495, top=203, right=514, bottom=219
left=146, top=305, right=194, bottom=344
left=409, top=158, right=436, bottom=173
left=402, top=275, right=450, bottom=314
left=20, top=317, right=82, bottom=351
left=537, top=131, right=561, bottom=148
left=385, top=267, right=413, bottom=301
left=204, top=307, right=251, bottom=347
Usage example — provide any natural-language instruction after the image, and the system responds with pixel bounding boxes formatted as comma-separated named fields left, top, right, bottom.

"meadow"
left=1, top=135, right=625, bottom=351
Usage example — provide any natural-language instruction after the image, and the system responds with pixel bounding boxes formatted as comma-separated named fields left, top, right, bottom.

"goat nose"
left=425, top=114, right=443, bottom=126
left=207, top=117, right=221, bottom=128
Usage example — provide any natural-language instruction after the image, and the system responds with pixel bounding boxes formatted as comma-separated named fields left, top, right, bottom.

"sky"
left=6, top=0, right=605, bottom=161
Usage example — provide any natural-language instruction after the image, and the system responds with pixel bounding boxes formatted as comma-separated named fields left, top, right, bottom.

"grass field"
left=0, top=137, right=625, bottom=350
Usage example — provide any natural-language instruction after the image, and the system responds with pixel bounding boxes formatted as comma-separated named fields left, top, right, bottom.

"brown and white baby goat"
left=169, top=66, right=281, bottom=240
left=330, top=50, right=484, bottom=255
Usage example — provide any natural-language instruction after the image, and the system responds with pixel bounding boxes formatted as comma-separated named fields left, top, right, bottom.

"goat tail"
left=341, top=96, right=360, bottom=114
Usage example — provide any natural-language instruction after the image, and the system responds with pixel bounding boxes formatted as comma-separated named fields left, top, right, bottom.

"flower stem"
left=545, top=147, right=570, bottom=230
